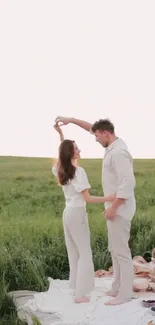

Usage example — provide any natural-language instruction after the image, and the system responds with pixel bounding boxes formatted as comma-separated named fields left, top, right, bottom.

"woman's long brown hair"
left=57, top=139, right=76, bottom=185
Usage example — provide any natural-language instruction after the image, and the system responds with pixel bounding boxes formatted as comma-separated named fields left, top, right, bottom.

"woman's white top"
left=52, top=165, right=91, bottom=208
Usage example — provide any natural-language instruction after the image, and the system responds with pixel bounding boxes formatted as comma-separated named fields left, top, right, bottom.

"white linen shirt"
left=102, top=138, right=136, bottom=218
left=52, top=166, right=91, bottom=208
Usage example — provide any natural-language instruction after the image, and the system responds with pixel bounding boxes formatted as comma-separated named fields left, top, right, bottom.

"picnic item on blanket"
left=95, top=248, right=155, bottom=292
left=142, top=300, right=155, bottom=308
left=150, top=306, right=155, bottom=315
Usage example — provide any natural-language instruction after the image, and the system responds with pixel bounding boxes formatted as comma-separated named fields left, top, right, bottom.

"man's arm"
left=55, top=116, right=92, bottom=132
left=111, top=150, right=135, bottom=210
left=71, top=118, right=92, bottom=132
left=105, top=150, right=135, bottom=219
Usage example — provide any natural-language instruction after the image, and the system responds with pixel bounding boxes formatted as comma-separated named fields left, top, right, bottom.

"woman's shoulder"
left=75, top=166, right=87, bottom=177
left=75, top=166, right=85, bottom=172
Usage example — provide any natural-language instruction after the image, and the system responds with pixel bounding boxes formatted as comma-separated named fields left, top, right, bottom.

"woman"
left=52, top=123, right=115, bottom=303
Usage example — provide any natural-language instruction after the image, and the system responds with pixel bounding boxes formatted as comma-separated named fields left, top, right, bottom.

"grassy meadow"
left=0, top=156, right=155, bottom=324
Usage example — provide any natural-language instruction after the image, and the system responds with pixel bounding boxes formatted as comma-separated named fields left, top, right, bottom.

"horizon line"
left=0, top=155, right=155, bottom=160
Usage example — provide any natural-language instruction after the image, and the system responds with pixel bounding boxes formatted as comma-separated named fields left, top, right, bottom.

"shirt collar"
left=106, top=137, right=119, bottom=152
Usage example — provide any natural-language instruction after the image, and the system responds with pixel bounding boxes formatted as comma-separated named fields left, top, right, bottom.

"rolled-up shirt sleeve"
left=72, top=167, right=91, bottom=192
left=111, top=150, right=136, bottom=199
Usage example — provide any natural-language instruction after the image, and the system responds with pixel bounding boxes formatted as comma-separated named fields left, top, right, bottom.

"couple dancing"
left=52, top=116, right=136, bottom=306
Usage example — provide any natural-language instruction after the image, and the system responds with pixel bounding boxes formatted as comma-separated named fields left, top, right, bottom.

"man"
left=55, top=116, right=136, bottom=305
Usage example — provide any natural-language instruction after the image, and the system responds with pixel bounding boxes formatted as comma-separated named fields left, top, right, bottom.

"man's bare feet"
left=105, top=290, right=118, bottom=297
left=74, top=296, right=90, bottom=303
left=104, top=296, right=131, bottom=306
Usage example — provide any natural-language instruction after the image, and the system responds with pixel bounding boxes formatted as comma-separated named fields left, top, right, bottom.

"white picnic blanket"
left=21, top=277, right=155, bottom=325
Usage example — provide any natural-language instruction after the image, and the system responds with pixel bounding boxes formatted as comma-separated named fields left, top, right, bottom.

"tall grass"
left=0, top=157, right=155, bottom=324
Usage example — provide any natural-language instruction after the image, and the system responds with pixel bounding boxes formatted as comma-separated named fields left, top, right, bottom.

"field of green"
left=0, top=156, right=155, bottom=324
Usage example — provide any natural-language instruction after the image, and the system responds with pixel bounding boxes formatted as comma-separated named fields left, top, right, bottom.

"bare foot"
left=105, top=290, right=118, bottom=297
left=74, top=296, right=90, bottom=303
left=104, top=296, right=131, bottom=306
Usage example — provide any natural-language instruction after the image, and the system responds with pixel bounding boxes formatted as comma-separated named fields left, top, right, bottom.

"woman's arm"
left=82, top=189, right=115, bottom=204
left=53, top=123, right=64, bottom=142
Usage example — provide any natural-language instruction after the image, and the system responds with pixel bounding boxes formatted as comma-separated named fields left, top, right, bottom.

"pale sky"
left=0, top=0, right=155, bottom=159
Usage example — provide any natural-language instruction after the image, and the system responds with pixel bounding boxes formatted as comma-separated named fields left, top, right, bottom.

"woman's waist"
left=65, top=196, right=86, bottom=208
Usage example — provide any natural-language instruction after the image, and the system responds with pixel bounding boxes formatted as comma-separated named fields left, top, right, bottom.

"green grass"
left=0, top=156, right=155, bottom=324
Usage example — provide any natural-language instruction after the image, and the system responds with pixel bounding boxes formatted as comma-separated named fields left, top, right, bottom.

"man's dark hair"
left=91, top=119, right=114, bottom=134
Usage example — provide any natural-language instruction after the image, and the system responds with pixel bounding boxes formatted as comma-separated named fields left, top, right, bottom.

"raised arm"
left=55, top=116, right=92, bottom=132
left=53, top=123, right=64, bottom=142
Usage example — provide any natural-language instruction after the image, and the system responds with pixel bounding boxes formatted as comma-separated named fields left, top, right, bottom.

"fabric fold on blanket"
left=23, top=277, right=155, bottom=325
